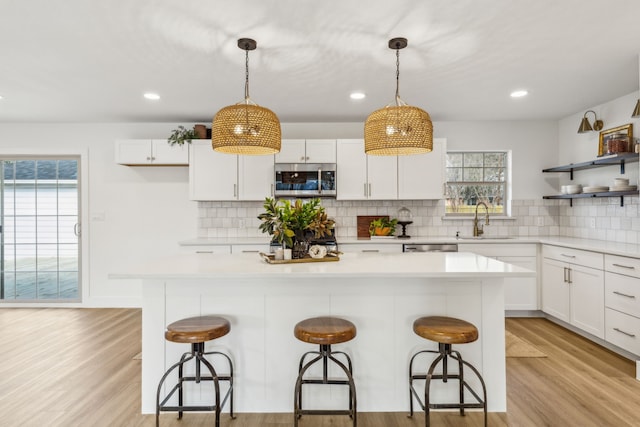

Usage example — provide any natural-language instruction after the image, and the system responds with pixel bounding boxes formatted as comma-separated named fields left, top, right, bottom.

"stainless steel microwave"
left=274, top=163, right=337, bottom=197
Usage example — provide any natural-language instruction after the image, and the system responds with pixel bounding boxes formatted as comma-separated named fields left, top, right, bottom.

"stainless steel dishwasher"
left=402, top=243, right=458, bottom=253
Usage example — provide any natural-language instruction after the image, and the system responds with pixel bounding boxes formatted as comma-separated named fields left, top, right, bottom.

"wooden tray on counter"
left=259, top=252, right=340, bottom=264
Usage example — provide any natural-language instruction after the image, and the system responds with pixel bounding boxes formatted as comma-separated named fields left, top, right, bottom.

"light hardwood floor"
left=0, top=308, right=638, bottom=427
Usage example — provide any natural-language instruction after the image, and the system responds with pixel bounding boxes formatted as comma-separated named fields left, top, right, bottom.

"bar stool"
left=293, top=316, right=357, bottom=427
left=156, top=315, right=234, bottom=427
left=408, top=316, right=487, bottom=427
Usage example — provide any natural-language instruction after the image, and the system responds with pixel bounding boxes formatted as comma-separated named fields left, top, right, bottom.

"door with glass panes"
left=1, top=158, right=80, bottom=301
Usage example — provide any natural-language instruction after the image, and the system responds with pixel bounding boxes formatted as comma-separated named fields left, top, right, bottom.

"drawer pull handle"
left=560, top=254, right=576, bottom=258
left=613, top=328, right=636, bottom=338
left=612, top=263, right=635, bottom=270
left=362, top=250, right=380, bottom=253
left=242, top=250, right=259, bottom=253
left=196, top=251, right=214, bottom=254
left=613, top=291, right=636, bottom=299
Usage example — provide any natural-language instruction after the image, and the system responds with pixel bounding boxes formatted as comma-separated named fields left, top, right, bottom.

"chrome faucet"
left=473, top=202, right=490, bottom=237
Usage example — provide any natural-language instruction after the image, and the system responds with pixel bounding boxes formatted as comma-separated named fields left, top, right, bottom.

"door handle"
left=74, top=223, right=81, bottom=237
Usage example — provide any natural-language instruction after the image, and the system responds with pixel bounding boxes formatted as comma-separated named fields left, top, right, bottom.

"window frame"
left=444, top=150, right=512, bottom=217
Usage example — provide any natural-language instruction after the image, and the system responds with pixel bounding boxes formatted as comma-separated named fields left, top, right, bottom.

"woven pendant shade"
left=364, top=105, right=433, bottom=155
left=364, top=37, right=433, bottom=156
left=212, top=37, right=281, bottom=155
left=212, top=103, right=281, bottom=155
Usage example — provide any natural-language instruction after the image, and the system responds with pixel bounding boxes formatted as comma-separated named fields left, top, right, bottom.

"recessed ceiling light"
left=510, top=90, right=528, bottom=98
left=350, top=92, right=366, bottom=100
left=144, top=93, right=160, bottom=100
left=0, top=95, right=4, bottom=100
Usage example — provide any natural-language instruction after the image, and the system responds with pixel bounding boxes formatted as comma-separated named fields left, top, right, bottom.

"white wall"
left=0, top=120, right=558, bottom=307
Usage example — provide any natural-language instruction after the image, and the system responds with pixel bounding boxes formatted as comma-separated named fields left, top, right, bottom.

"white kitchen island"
left=113, top=251, right=534, bottom=415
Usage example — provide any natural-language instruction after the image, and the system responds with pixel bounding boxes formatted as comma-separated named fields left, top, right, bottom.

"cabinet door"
left=367, top=155, right=398, bottom=200
left=306, top=139, right=337, bottom=163
left=115, top=139, right=152, bottom=165
left=151, top=140, right=189, bottom=165
left=499, top=256, right=538, bottom=310
left=238, top=155, right=274, bottom=201
left=570, top=264, right=605, bottom=338
left=542, top=258, right=571, bottom=323
left=275, top=139, right=305, bottom=163
left=189, top=141, right=238, bottom=200
left=337, top=139, right=368, bottom=200
left=398, top=138, right=445, bottom=199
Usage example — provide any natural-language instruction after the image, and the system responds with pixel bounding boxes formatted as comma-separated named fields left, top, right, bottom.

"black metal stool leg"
left=293, top=344, right=356, bottom=427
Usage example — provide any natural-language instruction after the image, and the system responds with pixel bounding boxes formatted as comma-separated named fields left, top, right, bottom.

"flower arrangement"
left=258, top=198, right=335, bottom=250
left=167, top=125, right=198, bottom=146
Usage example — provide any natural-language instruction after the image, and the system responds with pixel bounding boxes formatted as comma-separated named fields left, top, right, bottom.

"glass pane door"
left=1, top=158, right=80, bottom=301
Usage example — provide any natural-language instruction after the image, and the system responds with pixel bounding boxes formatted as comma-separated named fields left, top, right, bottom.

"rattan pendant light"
left=212, top=38, right=281, bottom=155
left=364, top=38, right=433, bottom=156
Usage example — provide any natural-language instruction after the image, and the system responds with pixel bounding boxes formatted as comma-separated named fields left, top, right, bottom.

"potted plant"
left=258, top=197, right=335, bottom=258
left=369, top=217, right=398, bottom=236
left=167, top=126, right=198, bottom=146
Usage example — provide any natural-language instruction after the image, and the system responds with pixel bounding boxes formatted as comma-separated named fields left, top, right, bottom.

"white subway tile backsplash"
left=196, top=195, right=639, bottom=243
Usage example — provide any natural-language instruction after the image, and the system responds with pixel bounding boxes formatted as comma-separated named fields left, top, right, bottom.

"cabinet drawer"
left=458, top=243, right=536, bottom=257
left=340, top=243, right=402, bottom=253
left=605, top=308, right=640, bottom=356
left=605, top=272, right=640, bottom=317
left=542, top=245, right=603, bottom=269
left=231, top=244, right=269, bottom=255
left=179, top=245, right=232, bottom=255
left=605, top=254, right=640, bottom=279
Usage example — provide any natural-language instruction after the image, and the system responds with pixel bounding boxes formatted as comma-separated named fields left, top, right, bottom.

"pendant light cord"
left=395, top=47, right=401, bottom=106
left=244, top=47, right=250, bottom=103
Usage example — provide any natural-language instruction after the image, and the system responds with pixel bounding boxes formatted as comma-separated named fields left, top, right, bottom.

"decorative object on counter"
left=369, top=217, right=398, bottom=237
left=397, top=206, right=413, bottom=239
left=598, top=123, right=633, bottom=156
left=356, top=215, right=387, bottom=239
left=257, top=197, right=335, bottom=259
left=194, top=124, right=207, bottom=139
left=577, top=110, right=604, bottom=133
left=259, top=251, right=339, bottom=264
left=308, top=245, right=327, bottom=259
left=364, top=37, right=433, bottom=156
left=167, top=125, right=198, bottom=146
left=212, top=38, right=281, bottom=155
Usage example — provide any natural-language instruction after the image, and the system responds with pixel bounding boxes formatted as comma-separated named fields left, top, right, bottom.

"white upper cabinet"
left=276, top=139, right=336, bottom=163
left=189, top=140, right=274, bottom=201
left=398, top=138, right=446, bottom=200
left=336, top=139, right=397, bottom=200
left=115, top=139, right=189, bottom=166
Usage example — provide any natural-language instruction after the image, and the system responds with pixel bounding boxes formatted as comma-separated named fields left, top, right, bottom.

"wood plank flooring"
left=0, top=309, right=638, bottom=426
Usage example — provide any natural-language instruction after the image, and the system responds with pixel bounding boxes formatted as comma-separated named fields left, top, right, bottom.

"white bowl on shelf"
left=565, top=184, right=582, bottom=194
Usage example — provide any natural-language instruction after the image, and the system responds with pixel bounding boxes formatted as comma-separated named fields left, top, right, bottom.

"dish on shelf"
left=609, top=185, right=637, bottom=192
left=562, top=184, right=582, bottom=194
left=583, top=186, right=609, bottom=193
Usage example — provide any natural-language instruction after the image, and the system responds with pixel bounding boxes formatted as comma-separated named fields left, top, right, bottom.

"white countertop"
left=179, top=236, right=640, bottom=258
left=112, top=251, right=535, bottom=280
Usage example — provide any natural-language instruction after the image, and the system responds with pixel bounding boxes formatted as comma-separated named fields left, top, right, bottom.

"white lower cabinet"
left=604, top=254, right=640, bottom=355
left=179, top=245, right=232, bottom=255
left=459, top=243, right=538, bottom=311
left=542, top=245, right=604, bottom=339
left=339, top=243, right=403, bottom=253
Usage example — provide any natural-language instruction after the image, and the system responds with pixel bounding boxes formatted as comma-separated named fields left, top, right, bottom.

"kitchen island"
left=113, top=251, right=534, bottom=414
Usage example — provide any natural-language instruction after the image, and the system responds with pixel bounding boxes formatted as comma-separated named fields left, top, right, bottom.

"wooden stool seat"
left=413, top=316, right=478, bottom=344
left=165, top=315, right=230, bottom=344
left=294, top=316, right=356, bottom=345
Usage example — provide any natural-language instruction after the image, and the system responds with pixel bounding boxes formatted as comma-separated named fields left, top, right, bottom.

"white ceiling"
left=1, top=0, right=639, bottom=124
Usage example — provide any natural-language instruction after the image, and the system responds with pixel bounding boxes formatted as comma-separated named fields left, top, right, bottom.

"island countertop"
left=112, top=251, right=535, bottom=280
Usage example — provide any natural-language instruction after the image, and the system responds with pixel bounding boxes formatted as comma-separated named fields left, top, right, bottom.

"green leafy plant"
left=369, top=217, right=398, bottom=236
left=167, top=126, right=198, bottom=146
left=257, top=197, right=335, bottom=248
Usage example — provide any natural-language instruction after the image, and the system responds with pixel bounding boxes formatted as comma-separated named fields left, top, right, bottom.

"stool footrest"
left=299, top=409, right=354, bottom=416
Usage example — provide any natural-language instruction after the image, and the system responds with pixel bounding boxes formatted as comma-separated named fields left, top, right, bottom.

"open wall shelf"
left=542, top=153, right=639, bottom=179
left=542, top=153, right=639, bottom=206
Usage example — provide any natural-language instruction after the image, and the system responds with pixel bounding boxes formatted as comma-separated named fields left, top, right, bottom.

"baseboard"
left=505, top=309, right=545, bottom=318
